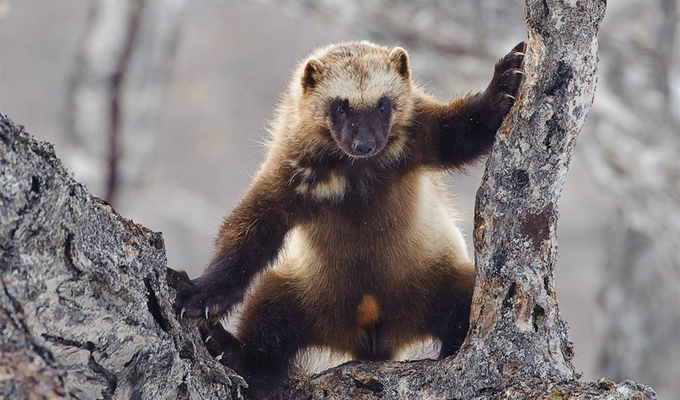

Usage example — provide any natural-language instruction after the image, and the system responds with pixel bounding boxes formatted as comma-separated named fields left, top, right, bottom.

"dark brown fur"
left=168, top=41, right=525, bottom=395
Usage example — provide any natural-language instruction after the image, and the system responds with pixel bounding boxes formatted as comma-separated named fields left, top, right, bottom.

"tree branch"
left=0, top=116, right=244, bottom=399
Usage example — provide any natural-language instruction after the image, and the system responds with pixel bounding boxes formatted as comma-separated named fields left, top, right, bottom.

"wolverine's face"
left=299, top=42, right=414, bottom=159
left=328, top=96, right=392, bottom=157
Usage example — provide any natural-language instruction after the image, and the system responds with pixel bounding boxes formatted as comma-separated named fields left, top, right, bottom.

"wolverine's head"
left=297, top=41, right=414, bottom=158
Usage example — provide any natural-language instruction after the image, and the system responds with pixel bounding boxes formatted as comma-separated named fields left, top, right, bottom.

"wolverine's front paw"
left=166, top=267, right=242, bottom=320
left=199, top=319, right=245, bottom=369
left=489, top=41, right=526, bottom=115
left=167, top=268, right=203, bottom=318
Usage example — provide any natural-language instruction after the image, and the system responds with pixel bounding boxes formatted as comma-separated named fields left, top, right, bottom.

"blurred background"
left=0, top=0, right=677, bottom=398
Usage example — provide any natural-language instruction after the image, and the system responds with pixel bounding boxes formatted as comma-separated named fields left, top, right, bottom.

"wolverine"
left=168, top=40, right=525, bottom=393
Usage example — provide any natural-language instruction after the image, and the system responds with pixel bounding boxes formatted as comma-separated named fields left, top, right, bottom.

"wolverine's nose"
left=353, top=140, right=376, bottom=155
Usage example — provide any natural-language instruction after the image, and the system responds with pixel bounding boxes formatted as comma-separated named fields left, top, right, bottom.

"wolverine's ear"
left=302, top=58, right=324, bottom=91
left=389, top=47, right=410, bottom=79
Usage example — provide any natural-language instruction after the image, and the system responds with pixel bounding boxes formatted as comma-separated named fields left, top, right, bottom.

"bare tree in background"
left=66, top=0, right=185, bottom=206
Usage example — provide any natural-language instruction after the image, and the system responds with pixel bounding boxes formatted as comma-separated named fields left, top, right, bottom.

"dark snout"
left=347, top=119, right=384, bottom=157
left=353, top=139, right=376, bottom=155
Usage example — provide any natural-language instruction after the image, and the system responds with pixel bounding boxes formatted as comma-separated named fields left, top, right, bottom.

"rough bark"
left=0, top=116, right=244, bottom=399
left=0, top=0, right=661, bottom=399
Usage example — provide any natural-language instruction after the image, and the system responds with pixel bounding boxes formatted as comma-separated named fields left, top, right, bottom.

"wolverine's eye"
left=377, top=97, right=391, bottom=115
left=331, top=99, right=349, bottom=120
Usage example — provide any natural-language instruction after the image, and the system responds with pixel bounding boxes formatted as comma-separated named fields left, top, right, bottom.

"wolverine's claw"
left=180, top=307, right=186, bottom=320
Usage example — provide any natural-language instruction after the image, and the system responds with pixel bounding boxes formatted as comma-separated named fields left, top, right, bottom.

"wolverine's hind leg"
left=424, top=262, right=476, bottom=359
left=234, top=272, right=312, bottom=393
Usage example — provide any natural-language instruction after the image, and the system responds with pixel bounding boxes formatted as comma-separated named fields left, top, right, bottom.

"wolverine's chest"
left=268, top=172, right=470, bottom=358
left=277, top=171, right=465, bottom=283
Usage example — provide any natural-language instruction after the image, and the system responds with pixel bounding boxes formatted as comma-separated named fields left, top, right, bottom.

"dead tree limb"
left=0, top=116, right=242, bottom=399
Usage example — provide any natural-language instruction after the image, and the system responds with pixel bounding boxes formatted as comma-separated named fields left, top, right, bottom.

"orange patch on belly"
left=356, top=294, right=380, bottom=327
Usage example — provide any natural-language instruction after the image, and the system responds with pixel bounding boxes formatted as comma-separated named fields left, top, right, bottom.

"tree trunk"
left=0, top=0, right=661, bottom=398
